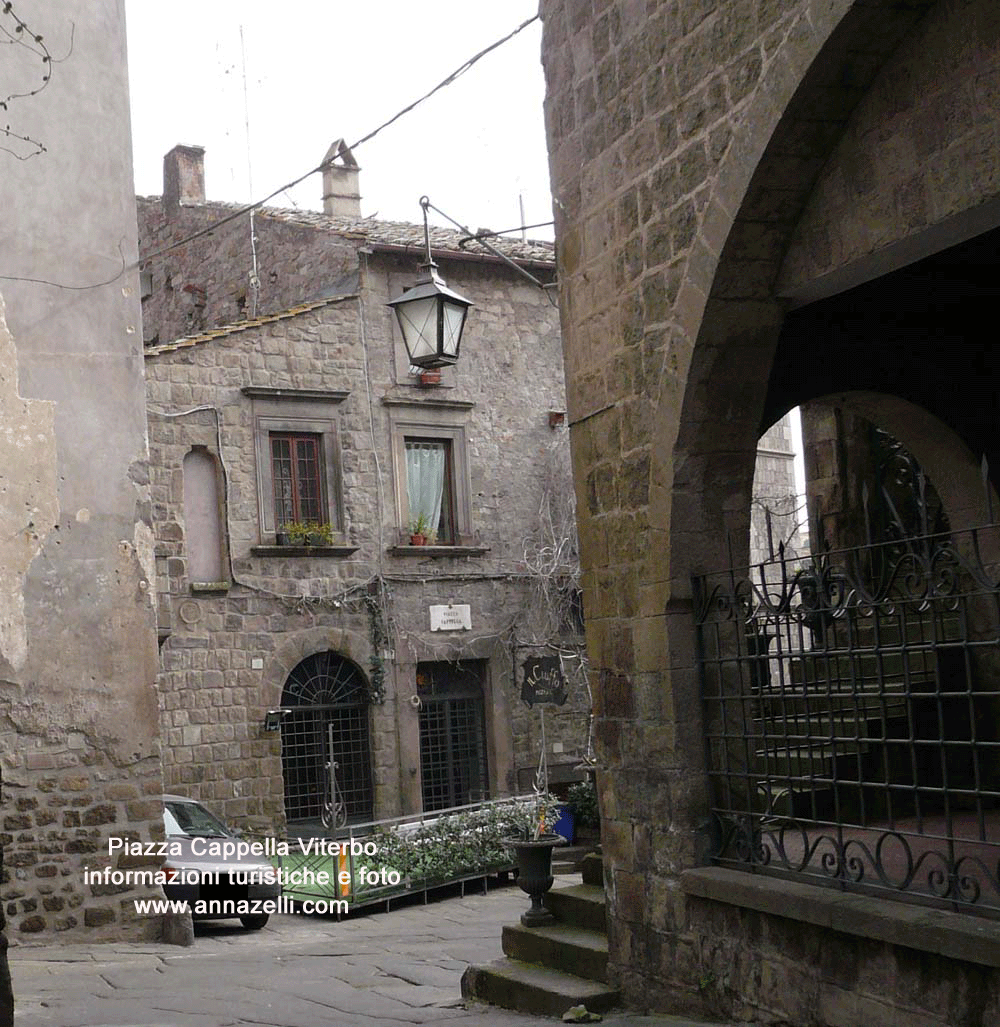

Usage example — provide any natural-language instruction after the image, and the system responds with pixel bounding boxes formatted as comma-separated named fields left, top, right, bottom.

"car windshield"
left=164, top=799, right=233, bottom=838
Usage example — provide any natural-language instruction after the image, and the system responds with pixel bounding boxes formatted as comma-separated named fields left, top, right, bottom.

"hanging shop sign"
left=519, top=654, right=569, bottom=707
left=429, top=604, right=472, bottom=631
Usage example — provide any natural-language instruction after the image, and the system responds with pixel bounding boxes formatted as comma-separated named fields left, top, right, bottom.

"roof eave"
left=364, top=239, right=555, bottom=273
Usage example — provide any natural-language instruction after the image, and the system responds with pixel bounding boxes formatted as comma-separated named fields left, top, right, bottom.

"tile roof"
left=143, top=296, right=356, bottom=357
left=136, top=196, right=556, bottom=266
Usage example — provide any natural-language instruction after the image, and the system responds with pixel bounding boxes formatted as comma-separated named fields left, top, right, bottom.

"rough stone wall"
left=778, top=0, right=1000, bottom=300
left=540, top=0, right=1000, bottom=1021
left=145, top=251, right=580, bottom=830
left=137, top=198, right=359, bottom=344
left=0, top=0, right=164, bottom=942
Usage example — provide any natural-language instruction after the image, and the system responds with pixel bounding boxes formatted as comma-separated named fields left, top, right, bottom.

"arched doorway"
left=279, top=651, right=374, bottom=828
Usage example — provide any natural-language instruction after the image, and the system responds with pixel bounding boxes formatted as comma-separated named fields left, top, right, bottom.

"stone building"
left=140, top=152, right=590, bottom=831
left=540, top=0, right=1000, bottom=1024
left=138, top=144, right=800, bottom=832
left=750, top=417, right=805, bottom=565
left=0, top=0, right=164, bottom=943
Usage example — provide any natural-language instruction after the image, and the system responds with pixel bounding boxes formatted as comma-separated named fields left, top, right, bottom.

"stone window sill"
left=681, top=866, right=1000, bottom=969
left=389, top=545, right=489, bottom=558
left=251, top=545, right=360, bottom=557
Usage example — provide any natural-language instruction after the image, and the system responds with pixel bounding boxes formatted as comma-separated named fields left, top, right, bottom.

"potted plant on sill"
left=277, top=521, right=309, bottom=547
left=306, top=522, right=333, bottom=547
left=409, top=512, right=431, bottom=546
left=277, top=521, right=333, bottom=547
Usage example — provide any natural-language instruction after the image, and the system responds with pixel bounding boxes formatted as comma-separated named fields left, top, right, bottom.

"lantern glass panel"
left=442, top=301, right=467, bottom=359
left=395, top=295, right=439, bottom=362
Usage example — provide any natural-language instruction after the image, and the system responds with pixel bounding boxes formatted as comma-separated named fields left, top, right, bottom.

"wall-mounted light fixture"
left=263, top=709, right=286, bottom=732
left=387, top=196, right=473, bottom=369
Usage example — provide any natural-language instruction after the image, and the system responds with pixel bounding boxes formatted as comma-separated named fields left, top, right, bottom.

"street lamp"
left=387, top=196, right=473, bottom=369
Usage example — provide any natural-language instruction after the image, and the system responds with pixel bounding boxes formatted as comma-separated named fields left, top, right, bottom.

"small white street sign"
left=429, top=604, right=472, bottom=631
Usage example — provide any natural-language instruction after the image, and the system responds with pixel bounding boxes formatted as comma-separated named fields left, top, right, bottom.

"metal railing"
left=694, top=525, right=1000, bottom=917
left=277, top=795, right=545, bottom=914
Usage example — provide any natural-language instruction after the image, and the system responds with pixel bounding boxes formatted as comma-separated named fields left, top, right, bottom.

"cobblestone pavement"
left=9, top=878, right=737, bottom=1027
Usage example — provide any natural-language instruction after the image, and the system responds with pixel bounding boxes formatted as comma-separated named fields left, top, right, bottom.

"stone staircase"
left=461, top=852, right=619, bottom=1018
left=751, top=610, right=967, bottom=811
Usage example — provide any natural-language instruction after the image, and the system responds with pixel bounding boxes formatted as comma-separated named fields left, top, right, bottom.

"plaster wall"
left=0, top=0, right=163, bottom=940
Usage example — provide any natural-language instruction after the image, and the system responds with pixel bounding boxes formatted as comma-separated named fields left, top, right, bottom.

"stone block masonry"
left=143, top=225, right=581, bottom=831
left=539, top=0, right=1000, bottom=1022
left=2, top=748, right=165, bottom=940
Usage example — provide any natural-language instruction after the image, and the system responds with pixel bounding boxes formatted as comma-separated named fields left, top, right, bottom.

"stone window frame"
left=384, top=399, right=475, bottom=547
left=244, top=387, right=349, bottom=543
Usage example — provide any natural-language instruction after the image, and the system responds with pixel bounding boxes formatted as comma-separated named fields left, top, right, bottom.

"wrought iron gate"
left=417, top=661, right=489, bottom=812
left=280, top=651, right=374, bottom=825
left=694, top=525, right=1000, bottom=916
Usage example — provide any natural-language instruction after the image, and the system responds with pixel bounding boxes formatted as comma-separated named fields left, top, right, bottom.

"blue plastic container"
left=552, top=805, right=576, bottom=844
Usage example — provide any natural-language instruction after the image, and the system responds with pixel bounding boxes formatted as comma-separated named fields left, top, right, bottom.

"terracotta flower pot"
left=409, top=533, right=426, bottom=546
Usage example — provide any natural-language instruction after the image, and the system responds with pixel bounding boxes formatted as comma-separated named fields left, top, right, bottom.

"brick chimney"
left=163, top=144, right=205, bottom=211
left=321, top=139, right=361, bottom=218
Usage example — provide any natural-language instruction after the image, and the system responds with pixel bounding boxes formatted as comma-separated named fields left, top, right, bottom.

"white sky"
left=124, top=1, right=553, bottom=238
left=124, top=2, right=808, bottom=498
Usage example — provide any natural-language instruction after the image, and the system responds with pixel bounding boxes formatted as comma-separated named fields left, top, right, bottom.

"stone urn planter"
left=507, top=834, right=562, bottom=927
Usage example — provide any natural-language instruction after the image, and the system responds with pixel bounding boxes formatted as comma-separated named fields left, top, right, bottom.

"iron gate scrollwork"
left=694, top=525, right=1000, bottom=917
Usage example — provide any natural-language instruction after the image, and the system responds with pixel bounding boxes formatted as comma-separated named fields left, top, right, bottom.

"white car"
left=162, top=794, right=280, bottom=930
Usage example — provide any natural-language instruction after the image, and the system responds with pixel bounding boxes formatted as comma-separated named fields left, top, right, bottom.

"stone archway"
left=279, top=651, right=374, bottom=829
left=259, top=626, right=377, bottom=831
left=541, top=0, right=1000, bottom=1017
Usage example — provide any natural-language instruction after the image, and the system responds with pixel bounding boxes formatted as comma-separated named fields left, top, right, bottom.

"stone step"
left=752, top=709, right=899, bottom=736
left=755, top=689, right=909, bottom=717
left=502, top=921, right=610, bottom=984
left=788, top=652, right=936, bottom=685
left=546, top=883, right=607, bottom=933
left=552, top=843, right=595, bottom=874
left=461, top=957, right=620, bottom=1018
left=580, top=851, right=604, bottom=887
left=757, top=742, right=859, bottom=777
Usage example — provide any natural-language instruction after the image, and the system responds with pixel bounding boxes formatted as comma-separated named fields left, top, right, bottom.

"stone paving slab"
left=10, top=879, right=741, bottom=1027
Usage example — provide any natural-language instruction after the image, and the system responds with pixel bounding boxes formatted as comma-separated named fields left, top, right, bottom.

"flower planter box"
left=275, top=795, right=556, bottom=916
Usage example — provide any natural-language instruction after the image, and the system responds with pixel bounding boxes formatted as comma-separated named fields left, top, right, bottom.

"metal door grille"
left=280, top=652, right=373, bottom=824
left=694, top=525, right=1000, bottom=917
left=417, top=662, right=489, bottom=812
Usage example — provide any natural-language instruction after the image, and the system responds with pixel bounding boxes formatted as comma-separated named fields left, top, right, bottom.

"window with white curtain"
left=385, top=399, right=473, bottom=547
left=405, top=438, right=455, bottom=542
